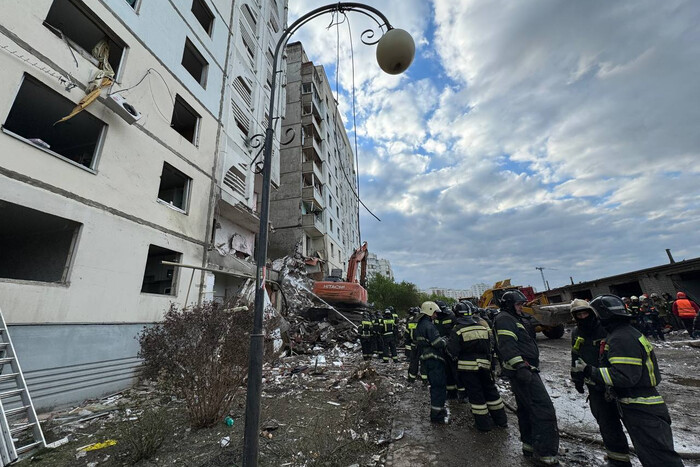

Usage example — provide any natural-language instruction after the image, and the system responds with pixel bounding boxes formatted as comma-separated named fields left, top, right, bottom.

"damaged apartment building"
left=0, top=0, right=286, bottom=409
left=268, top=42, right=361, bottom=280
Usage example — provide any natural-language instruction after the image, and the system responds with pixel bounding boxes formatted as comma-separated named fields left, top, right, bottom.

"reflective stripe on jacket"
left=590, top=322, right=663, bottom=403
left=494, top=311, right=540, bottom=371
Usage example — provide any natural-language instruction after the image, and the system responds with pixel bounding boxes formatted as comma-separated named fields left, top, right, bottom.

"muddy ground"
left=23, top=331, right=700, bottom=466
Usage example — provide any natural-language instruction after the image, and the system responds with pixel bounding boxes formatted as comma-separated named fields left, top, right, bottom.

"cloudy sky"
left=289, top=0, right=700, bottom=292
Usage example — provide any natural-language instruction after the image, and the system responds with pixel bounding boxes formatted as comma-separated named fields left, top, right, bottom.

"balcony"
left=301, top=91, right=324, bottom=120
left=302, top=135, right=323, bottom=160
left=302, top=213, right=325, bottom=237
left=302, top=182, right=324, bottom=211
left=302, top=159, right=323, bottom=181
left=302, top=112, right=323, bottom=137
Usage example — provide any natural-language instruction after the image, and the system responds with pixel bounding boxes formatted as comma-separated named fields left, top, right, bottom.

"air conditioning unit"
left=105, top=93, right=142, bottom=125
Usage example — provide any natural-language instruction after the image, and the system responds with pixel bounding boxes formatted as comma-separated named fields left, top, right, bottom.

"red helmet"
left=677, top=292, right=687, bottom=299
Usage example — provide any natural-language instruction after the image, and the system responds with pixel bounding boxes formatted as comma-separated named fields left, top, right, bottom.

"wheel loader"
left=478, top=279, right=571, bottom=339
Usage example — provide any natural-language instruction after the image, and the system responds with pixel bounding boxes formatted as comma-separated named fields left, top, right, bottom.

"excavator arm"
left=346, top=242, right=368, bottom=285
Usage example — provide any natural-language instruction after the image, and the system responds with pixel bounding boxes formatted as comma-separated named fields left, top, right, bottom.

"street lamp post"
left=243, top=3, right=414, bottom=465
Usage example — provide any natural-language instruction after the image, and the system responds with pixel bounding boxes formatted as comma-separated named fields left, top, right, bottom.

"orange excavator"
left=309, top=242, right=369, bottom=322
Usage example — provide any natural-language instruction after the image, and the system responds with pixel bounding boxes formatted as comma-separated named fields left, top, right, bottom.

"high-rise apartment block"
left=367, top=253, right=394, bottom=281
left=0, top=0, right=286, bottom=409
left=268, top=42, right=361, bottom=278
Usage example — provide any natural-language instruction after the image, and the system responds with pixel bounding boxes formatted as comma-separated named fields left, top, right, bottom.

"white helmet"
left=420, top=301, right=439, bottom=317
left=570, top=298, right=593, bottom=314
left=630, top=296, right=638, bottom=301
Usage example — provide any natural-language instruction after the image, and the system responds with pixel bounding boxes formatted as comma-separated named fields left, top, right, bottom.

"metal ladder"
left=0, top=309, right=45, bottom=465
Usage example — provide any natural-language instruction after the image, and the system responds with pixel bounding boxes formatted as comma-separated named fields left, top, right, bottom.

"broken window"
left=157, top=162, right=191, bottom=211
left=2, top=75, right=106, bottom=169
left=141, top=245, right=180, bottom=295
left=191, top=0, right=214, bottom=35
left=0, top=200, right=81, bottom=283
left=171, top=95, right=200, bottom=144
left=45, top=0, right=126, bottom=77
left=182, top=38, right=208, bottom=87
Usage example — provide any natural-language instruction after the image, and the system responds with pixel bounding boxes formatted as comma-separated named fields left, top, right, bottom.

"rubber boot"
left=489, top=407, right=508, bottom=427
left=474, top=413, right=494, bottom=432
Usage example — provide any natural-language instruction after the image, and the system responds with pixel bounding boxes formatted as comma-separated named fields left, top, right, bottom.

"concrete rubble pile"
left=272, top=254, right=360, bottom=354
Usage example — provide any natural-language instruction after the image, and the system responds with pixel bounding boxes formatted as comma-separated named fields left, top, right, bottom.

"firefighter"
left=372, top=311, right=384, bottom=359
left=569, top=299, right=631, bottom=466
left=672, top=291, right=700, bottom=338
left=405, top=308, right=420, bottom=382
left=494, top=290, right=559, bottom=466
left=382, top=309, right=398, bottom=363
left=415, top=301, right=448, bottom=423
left=575, top=294, right=683, bottom=467
left=359, top=312, right=374, bottom=360
left=447, top=302, right=507, bottom=431
left=640, top=295, right=665, bottom=341
left=628, top=296, right=642, bottom=332
left=433, top=300, right=458, bottom=399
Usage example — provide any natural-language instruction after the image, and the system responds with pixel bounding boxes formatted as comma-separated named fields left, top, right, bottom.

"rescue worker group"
left=359, top=292, right=690, bottom=466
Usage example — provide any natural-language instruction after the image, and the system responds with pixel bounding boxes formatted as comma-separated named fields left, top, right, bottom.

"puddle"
left=669, top=377, right=700, bottom=388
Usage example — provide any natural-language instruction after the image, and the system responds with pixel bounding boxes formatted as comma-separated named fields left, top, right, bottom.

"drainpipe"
left=199, top=1, right=238, bottom=305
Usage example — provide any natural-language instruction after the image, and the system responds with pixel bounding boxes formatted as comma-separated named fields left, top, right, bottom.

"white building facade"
left=367, top=252, right=394, bottom=281
left=0, top=0, right=285, bottom=410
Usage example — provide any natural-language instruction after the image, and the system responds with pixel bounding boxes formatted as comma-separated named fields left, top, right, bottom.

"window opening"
left=191, top=0, right=214, bottom=35
left=141, top=245, right=181, bottom=295
left=0, top=200, right=81, bottom=283
left=45, top=0, right=126, bottom=78
left=182, top=38, right=208, bottom=87
left=158, top=162, right=191, bottom=211
left=171, top=95, right=200, bottom=144
left=3, top=75, right=105, bottom=169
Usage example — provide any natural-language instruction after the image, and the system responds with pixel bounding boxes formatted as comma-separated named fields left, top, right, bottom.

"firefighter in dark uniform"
left=575, top=295, right=683, bottom=467
left=359, top=312, right=374, bottom=361
left=372, top=311, right=383, bottom=359
left=381, top=309, right=398, bottom=363
left=569, top=299, right=631, bottom=467
left=405, top=307, right=420, bottom=382
left=447, top=302, right=507, bottom=431
left=415, top=301, right=448, bottom=423
left=433, top=300, right=458, bottom=399
left=628, top=296, right=642, bottom=332
left=494, top=290, right=560, bottom=466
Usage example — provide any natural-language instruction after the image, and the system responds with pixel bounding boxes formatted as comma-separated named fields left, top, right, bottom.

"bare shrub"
left=116, top=408, right=169, bottom=464
left=138, top=302, right=252, bottom=428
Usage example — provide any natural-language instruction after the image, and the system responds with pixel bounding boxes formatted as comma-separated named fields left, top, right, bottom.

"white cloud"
left=286, top=1, right=700, bottom=291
